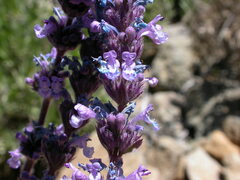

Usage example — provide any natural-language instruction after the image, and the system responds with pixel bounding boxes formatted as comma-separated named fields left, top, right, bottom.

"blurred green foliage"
left=0, top=0, right=54, bottom=153
left=145, top=0, right=192, bottom=22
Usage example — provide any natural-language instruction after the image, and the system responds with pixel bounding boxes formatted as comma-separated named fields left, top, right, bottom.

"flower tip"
left=25, top=77, right=34, bottom=85
left=148, top=77, right=158, bottom=87
left=70, top=115, right=82, bottom=128
left=34, top=24, right=46, bottom=39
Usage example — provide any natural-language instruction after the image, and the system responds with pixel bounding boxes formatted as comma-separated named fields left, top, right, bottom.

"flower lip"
left=137, top=14, right=168, bottom=45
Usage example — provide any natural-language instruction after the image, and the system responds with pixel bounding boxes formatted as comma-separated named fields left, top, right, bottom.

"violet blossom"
left=7, top=149, right=22, bottom=169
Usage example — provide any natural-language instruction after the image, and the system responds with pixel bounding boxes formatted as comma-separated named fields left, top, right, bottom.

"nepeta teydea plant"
left=7, top=0, right=168, bottom=179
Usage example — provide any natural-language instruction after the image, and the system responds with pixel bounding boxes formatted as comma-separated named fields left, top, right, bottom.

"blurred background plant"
left=0, top=0, right=52, bottom=178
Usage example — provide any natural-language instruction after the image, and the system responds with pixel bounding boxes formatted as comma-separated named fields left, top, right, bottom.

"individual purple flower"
left=70, top=103, right=96, bottom=128
left=34, top=8, right=84, bottom=52
left=132, top=104, right=160, bottom=131
left=145, top=77, right=158, bottom=87
left=51, top=76, right=64, bottom=99
left=137, top=15, right=168, bottom=45
left=65, top=163, right=89, bottom=180
left=7, top=149, right=22, bottom=169
left=70, top=135, right=94, bottom=158
left=54, top=124, right=65, bottom=136
left=34, top=17, right=58, bottom=38
left=120, top=165, right=151, bottom=180
left=121, top=51, right=137, bottom=81
left=79, top=159, right=105, bottom=180
left=96, top=50, right=120, bottom=80
left=38, top=76, right=52, bottom=98
left=46, top=47, right=57, bottom=60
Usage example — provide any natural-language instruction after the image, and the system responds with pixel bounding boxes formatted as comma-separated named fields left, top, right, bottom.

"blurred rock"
left=151, top=23, right=198, bottom=91
left=145, top=136, right=188, bottom=180
left=183, top=148, right=221, bottom=180
left=150, top=92, right=188, bottom=139
left=223, top=168, right=240, bottom=180
left=151, top=92, right=185, bottom=123
left=134, top=91, right=188, bottom=140
left=189, top=0, right=240, bottom=78
left=186, top=87, right=240, bottom=138
left=201, top=130, right=240, bottom=162
left=223, top=115, right=240, bottom=146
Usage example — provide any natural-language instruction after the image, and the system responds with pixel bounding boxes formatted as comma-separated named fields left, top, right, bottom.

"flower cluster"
left=7, top=0, right=167, bottom=179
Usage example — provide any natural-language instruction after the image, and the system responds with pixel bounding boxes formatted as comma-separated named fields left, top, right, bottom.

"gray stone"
left=150, top=92, right=188, bottom=139
left=223, top=115, right=240, bottom=146
left=151, top=23, right=198, bottom=90
left=184, top=148, right=221, bottom=180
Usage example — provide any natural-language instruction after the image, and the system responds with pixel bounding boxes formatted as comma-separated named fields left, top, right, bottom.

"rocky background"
left=1, top=0, right=240, bottom=179
left=132, top=0, right=240, bottom=179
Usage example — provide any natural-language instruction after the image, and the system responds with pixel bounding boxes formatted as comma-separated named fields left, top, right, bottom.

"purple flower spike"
left=132, top=104, right=160, bottom=131
left=137, top=15, right=168, bottom=45
left=7, top=149, right=22, bottom=169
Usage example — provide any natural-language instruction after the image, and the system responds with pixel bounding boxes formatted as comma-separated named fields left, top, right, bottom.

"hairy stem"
left=38, top=98, right=51, bottom=125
